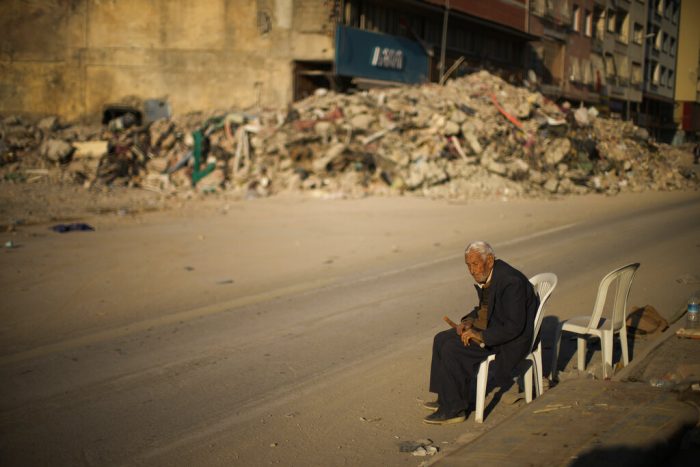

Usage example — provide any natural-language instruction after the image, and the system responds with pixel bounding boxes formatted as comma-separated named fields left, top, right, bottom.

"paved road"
left=1, top=194, right=699, bottom=466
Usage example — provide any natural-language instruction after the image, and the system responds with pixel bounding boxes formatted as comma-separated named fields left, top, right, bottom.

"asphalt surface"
left=1, top=193, right=699, bottom=466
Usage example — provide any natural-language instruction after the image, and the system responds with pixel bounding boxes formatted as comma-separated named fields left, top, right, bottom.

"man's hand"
left=460, top=328, right=484, bottom=347
left=456, top=319, right=473, bottom=335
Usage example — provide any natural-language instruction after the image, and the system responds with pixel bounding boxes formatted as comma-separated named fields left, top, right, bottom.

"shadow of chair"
left=551, top=263, right=640, bottom=381
left=474, top=272, right=558, bottom=423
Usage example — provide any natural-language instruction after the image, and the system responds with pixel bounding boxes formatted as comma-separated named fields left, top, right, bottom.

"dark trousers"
left=429, top=329, right=494, bottom=415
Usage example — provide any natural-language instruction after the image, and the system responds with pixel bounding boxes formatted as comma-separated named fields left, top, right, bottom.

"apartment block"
left=639, top=0, right=681, bottom=142
left=673, top=0, right=700, bottom=142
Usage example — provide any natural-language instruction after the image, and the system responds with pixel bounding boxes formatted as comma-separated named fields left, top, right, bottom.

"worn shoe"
left=423, top=409, right=466, bottom=425
left=422, top=400, right=440, bottom=411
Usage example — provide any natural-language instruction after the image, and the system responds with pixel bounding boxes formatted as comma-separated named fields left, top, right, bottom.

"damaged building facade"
left=0, top=0, right=339, bottom=121
left=0, top=0, right=693, bottom=143
left=0, top=0, right=535, bottom=119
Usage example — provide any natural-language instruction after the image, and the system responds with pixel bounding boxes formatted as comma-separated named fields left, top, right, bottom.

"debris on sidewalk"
left=676, top=273, right=700, bottom=285
left=398, top=439, right=439, bottom=456
left=50, top=223, right=95, bottom=233
left=359, top=416, right=382, bottom=423
left=676, top=327, right=700, bottom=340
left=532, top=403, right=573, bottom=413
left=626, top=305, right=669, bottom=335
left=1, top=70, right=697, bottom=203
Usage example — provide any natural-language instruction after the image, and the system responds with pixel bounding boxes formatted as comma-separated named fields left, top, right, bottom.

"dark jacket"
left=462, top=259, right=539, bottom=384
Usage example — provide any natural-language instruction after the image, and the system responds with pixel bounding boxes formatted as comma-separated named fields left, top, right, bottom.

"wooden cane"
left=443, top=315, right=485, bottom=348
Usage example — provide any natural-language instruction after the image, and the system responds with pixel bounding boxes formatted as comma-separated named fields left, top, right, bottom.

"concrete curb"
left=613, top=318, right=686, bottom=382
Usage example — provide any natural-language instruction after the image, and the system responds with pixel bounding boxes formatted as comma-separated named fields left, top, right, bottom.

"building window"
left=672, top=1, right=679, bottom=23
left=584, top=10, right=592, bottom=37
left=655, top=0, right=664, bottom=17
left=667, top=69, right=674, bottom=88
left=653, top=63, right=661, bottom=85
left=631, top=62, right=642, bottom=84
left=615, top=54, right=629, bottom=84
left=572, top=5, right=580, bottom=32
left=615, top=9, right=629, bottom=43
left=662, top=32, right=669, bottom=53
left=605, top=53, right=615, bottom=78
left=654, top=29, right=662, bottom=50
left=633, top=23, right=644, bottom=44
left=670, top=37, right=676, bottom=56
left=560, top=1, right=571, bottom=22
left=607, top=9, right=616, bottom=33
left=594, top=7, right=605, bottom=39
left=569, top=57, right=580, bottom=82
left=531, top=0, right=545, bottom=16
left=660, top=66, right=667, bottom=87
left=583, top=59, right=592, bottom=84
left=651, top=61, right=661, bottom=86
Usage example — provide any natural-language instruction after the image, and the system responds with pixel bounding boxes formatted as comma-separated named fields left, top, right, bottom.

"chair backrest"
left=586, top=263, right=640, bottom=331
left=529, top=272, right=558, bottom=351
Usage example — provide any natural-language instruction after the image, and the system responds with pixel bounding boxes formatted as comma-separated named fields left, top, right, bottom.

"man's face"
left=465, top=251, right=494, bottom=284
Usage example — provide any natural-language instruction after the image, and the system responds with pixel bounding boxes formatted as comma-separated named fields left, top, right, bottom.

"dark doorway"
left=293, top=61, right=335, bottom=101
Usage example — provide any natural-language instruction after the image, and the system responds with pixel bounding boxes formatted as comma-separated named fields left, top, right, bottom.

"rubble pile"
left=1, top=70, right=697, bottom=200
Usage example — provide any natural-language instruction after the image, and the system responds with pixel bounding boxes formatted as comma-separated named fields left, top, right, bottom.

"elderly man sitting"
left=424, top=241, right=538, bottom=424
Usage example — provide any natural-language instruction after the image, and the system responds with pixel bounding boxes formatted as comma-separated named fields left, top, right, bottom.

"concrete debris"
left=40, top=139, right=74, bottom=163
left=1, top=70, right=697, bottom=199
left=399, top=439, right=439, bottom=456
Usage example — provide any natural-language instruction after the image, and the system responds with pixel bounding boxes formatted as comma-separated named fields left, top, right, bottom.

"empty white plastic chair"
left=551, top=263, right=640, bottom=381
left=474, top=272, right=558, bottom=423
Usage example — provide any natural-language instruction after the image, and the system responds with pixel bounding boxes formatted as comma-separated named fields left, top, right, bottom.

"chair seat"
left=562, top=316, right=610, bottom=337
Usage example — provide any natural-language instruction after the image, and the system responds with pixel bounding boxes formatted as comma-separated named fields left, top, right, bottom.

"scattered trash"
left=687, top=292, right=700, bottom=329
left=50, top=223, right=95, bottom=233
left=399, top=439, right=439, bottom=456
left=649, top=376, right=680, bottom=390
left=676, top=274, right=700, bottom=285
left=626, top=305, right=669, bottom=335
left=359, top=416, right=381, bottom=422
left=4, top=240, right=14, bottom=248
left=676, top=328, right=700, bottom=340
left=412, top=445, right=439, bottom=457
left=533, top=404, right=572, bottom=414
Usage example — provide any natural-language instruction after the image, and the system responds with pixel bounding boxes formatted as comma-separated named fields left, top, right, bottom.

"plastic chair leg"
left=602, top=331, right=614, bottom=378
left=524, top=366, right=533, bottom=403
left=534, top=346, right=543, bottom=397
left=474, top=360, right=490, bottom=423
left=576, top=337, right=587, bottom=371
left=620, top=327, right=629, bottom=366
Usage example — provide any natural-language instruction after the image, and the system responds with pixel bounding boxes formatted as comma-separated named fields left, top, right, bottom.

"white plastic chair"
left=550, top=263, right=639, bottom=381
left=474, top=273, right=558, bottom=423
left=525, top=273, right=559, bottom=397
